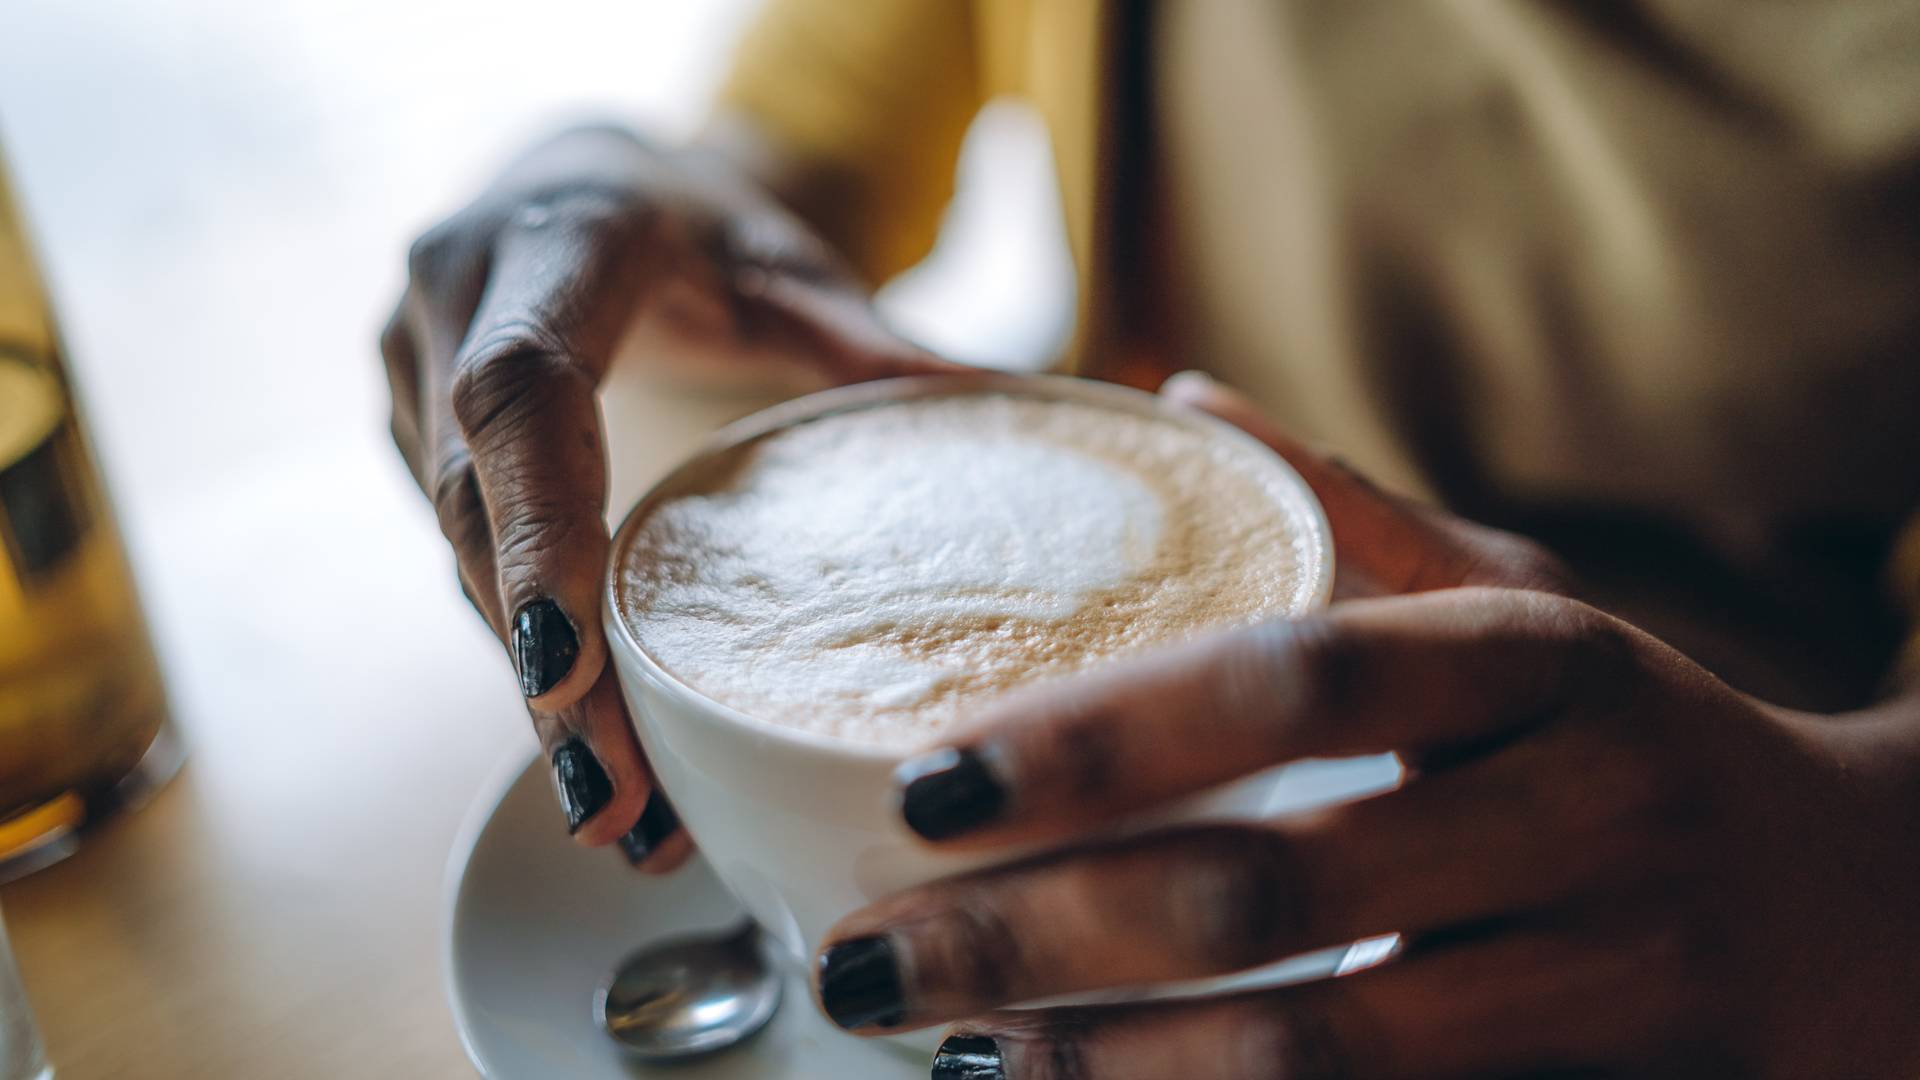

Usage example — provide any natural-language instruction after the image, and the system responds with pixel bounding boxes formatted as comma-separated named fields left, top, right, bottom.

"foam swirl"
left=618, top=393, right=1320, bottom=747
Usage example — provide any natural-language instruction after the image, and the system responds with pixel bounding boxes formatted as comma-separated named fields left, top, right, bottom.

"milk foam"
left=617, top=393, right=1321, bottom=747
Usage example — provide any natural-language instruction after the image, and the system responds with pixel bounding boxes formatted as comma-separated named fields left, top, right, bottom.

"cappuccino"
left=615, top=391, right=1324, bottom=748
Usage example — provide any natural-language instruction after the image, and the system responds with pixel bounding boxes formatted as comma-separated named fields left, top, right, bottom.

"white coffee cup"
left=602, top=373, right=1345, bottom=1036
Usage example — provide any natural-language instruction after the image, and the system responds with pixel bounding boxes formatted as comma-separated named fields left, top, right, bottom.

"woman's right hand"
left=381, top=124, right=959, bottom=866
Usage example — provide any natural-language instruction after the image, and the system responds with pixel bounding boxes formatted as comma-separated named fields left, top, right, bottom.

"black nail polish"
left=617, top=792, right=681, bottom=864
left=897, top=748, right=1006, bottom=841
left=551, top=738, right=612, bottom=834
left=817, top=936, right=906, bottom=1031
left=513, top=598, right=579, bottom=697
left=933, top=1034, right=1004, bottom=1080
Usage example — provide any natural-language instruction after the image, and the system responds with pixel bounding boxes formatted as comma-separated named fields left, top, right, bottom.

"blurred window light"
left=877, top=99, right=1077, bottom=373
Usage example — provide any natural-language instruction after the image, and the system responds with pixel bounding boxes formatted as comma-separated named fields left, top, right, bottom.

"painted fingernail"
left=818, top=936, right=905, bottom=1031
left=512, top=597, right=579, bottom=697
left=933, top=1034, right=1004, bottom=1079
left=551, top=738, right=612, bottom=833
left=617, top=792, right=681, bottom=864
left=897, top=748, right=1006, bottom=841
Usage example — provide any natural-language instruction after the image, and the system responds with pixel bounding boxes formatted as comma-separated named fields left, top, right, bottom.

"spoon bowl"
left=594, top=921, right=783, bottom=1061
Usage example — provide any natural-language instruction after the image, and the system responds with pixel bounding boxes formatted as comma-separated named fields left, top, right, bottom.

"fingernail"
left=897, top=748, right=1006, bottom=841
left=551, top=738, right=612, bottom=834
left=933, top=1034, right=1004, bottom=1079
left=617, top=791, right=681, bottom=864
left=513, top=597, right=579, bottom=697
left=818, top=936, right=906, bottom=1031
left=1160, top=369, right=1217, bottom=399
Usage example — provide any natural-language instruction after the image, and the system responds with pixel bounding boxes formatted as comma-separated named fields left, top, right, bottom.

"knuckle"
left=1506, top=541, right=1574, bottom=595
left=1165, top=828, right=1311, bottom=971
left=492, top=499, right=599, bottom=573
left=378, top=310, right=414, bottom=369
left=430, top=456, right=489, bottom=548
left=448, top=328, right=580, bottom=444
left=1516, top=594, right=1641, bottom=712
left=931, top=899, right=1031, bottom=1006
left=525, top=181, right=646, bottom=230
left=1562, top=602, right=1640, bottom=683
left=1223, top=622, right=1292, bottom=724
left=406, top=220, right=469, bottom=287
left=1248, top=616, right=1360, bottom=737
left=1504, top=586, right=1587, bottom=641
left=495, top=181, right=658, bottom=262
left=1039, top=707, right=1124, bottom=803
left=1020, top=1026, right=1093, bottom=1080
left=1470, top=529, right=1573, bottom=594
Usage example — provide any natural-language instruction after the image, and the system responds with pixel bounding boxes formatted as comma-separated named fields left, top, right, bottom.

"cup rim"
left=602, top=371, right=1336, bottom=765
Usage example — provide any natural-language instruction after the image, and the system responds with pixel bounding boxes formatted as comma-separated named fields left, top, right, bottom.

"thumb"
left=1160, top=370, right=1570, bottom=598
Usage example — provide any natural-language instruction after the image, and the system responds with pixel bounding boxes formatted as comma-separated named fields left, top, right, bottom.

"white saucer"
left=444, top=746, right=1404, bottom=1079
left=443, top=746, right=928, bottom=1079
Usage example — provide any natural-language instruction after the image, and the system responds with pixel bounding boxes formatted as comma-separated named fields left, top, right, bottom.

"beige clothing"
left=1156, top=1, right=1920, bottom=707
left=717, top=0, right=1920, bottom=708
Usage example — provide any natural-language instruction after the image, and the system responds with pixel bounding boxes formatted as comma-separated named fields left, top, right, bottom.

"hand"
left=382, top=125, right=958, bottom=866
left=813, top=374, right=1920, bottom=1078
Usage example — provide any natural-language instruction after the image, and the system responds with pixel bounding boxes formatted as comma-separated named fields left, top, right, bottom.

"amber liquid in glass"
left=0, top=162, right=176, bottom=879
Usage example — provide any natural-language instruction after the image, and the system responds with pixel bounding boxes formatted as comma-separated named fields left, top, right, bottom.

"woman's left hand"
left=813, top=374, right=1920, bottom=1079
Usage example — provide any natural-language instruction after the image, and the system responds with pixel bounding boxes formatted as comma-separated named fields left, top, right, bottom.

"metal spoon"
left=594, top=921, right=783, bottom=1061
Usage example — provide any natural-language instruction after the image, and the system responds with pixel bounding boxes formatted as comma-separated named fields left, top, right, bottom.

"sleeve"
left=713, top=0, right=985, bottom=285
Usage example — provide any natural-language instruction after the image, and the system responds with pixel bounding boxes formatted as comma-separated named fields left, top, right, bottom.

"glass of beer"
left=0, top=157, right=181, bottom=881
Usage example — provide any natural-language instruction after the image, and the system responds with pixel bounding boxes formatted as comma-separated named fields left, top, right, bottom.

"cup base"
left=0, top=719, right=185, bottom=884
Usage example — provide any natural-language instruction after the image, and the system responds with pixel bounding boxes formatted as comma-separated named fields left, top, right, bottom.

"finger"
left=406, top=207, right=657, bottom=843
left=1160, top=370, right=1569, bottom=598
left=826, top=736, right=1651, bottom=1032
left=533, top=664, right=655, bottom=846
left=452, top=204, right=650, bottom=712
left=728, top=266, right=966, bottom=384
left=615, top=788, right=694, bottom=874
left=894, top=589, right=1628, bottom=846
left=638, top=207, right=967, bottom=387
left=428, top=446, right=506, bottom=636
left=625, top=816, right=695, bottom=875
left=406, top=229, right=508, bottom=634
left=938, top=914, right=1691, bottom=1080
left=380, top=296, right=426, bottom=489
